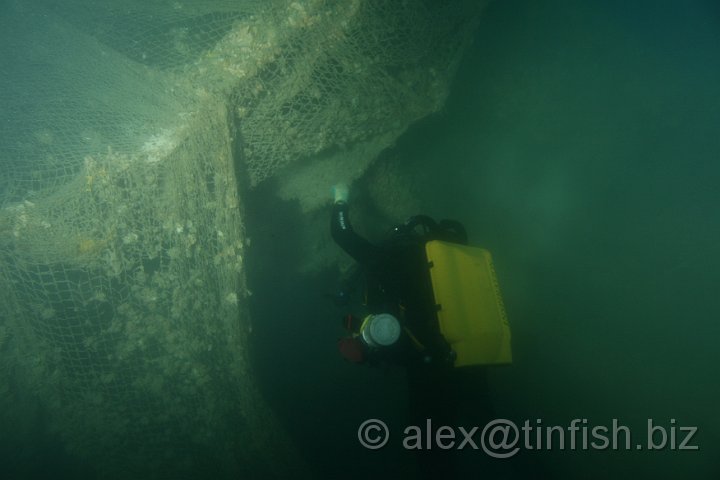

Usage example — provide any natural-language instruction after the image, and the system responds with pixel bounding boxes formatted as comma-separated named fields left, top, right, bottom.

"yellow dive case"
left=425, top=240, right=512, bottom=367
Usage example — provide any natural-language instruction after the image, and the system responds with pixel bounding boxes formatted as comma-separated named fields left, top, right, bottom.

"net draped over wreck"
left=0, top=0, right=485, bottom=477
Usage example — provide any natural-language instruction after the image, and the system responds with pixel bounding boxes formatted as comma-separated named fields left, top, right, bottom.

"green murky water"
left=250, top=1, right=720, bottom=478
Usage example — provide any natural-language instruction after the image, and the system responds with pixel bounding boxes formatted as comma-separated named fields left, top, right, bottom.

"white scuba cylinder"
left=361, top=313, right=401, bottom=347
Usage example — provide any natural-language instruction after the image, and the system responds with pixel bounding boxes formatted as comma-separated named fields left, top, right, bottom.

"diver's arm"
left=330, top=199, right=383, bottom=270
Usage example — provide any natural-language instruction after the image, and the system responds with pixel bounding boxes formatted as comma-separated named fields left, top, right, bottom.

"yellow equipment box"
left=425, top=240, right=512, bottom=367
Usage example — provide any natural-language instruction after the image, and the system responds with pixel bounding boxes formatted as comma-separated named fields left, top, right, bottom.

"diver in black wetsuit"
left=329, top=185, right=543, bottom=479
left=330, top=183, right=467, bottom=369
left=329, top=183, right=485, bottom=479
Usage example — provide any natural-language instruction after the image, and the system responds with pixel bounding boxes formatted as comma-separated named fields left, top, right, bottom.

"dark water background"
left=248, top=0, right=720, bottom=478
left=3, top=0, right=718, bottom=478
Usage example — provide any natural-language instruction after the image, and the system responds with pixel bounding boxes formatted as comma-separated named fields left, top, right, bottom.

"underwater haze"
left=2, top=0, right=719, bottom=479
left=248, top=0, right=720, bottom=479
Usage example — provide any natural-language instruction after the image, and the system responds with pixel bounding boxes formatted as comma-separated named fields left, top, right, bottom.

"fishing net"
left=0, top=0, right=485, bottom=477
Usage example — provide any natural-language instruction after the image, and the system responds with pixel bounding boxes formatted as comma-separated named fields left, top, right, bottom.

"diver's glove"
left=332, top=183, right=349, bottom=204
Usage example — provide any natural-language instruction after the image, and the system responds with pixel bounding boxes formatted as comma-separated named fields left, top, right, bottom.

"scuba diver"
left=329, top=183, right=513, bottom=479
left=330, top=183, right=467, bottom=369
